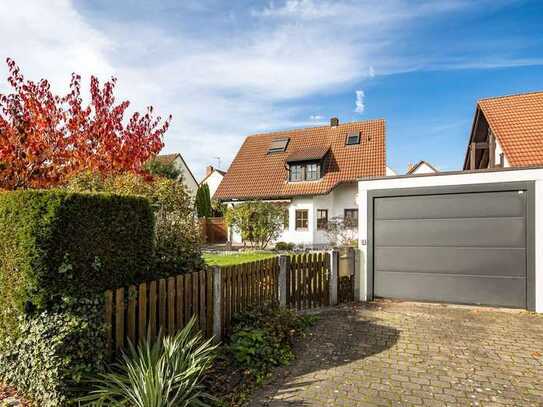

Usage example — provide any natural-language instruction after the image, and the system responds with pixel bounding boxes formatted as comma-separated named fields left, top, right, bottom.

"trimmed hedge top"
left=0, top=189, right=155, bottom=335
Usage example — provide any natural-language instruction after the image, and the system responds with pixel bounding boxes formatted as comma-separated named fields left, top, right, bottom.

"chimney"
left=206, top=165, right=214, bottom=177
left=330, top=117, right=339, bottom=127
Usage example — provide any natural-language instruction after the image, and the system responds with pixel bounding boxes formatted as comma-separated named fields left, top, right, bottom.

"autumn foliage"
left=0, top=58, right=171, bottom=190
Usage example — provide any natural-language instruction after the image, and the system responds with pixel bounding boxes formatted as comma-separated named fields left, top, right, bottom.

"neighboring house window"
left=344, top=209, right=358, bottom=228
left=317, top=209, right=328, bottom=230
left=306, top=163, right=320, bottom=180
left=295, top=209, right=308, bottom=230
left=290, top=164, right=304, bottom=182
left=283, top=208, right=289, bottom=230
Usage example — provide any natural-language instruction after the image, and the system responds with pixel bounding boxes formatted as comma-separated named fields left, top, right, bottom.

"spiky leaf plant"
left=78, top=316, right=217, bottom=406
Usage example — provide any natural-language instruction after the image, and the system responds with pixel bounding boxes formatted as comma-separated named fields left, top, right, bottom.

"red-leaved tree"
left=0, top=58, right=171, bottom=190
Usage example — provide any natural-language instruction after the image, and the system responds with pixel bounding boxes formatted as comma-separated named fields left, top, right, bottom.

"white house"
left=215, top=117, right=387, bottom=247
left=406, top=160, right=439, bottom=175
left=200, top=166, right=226, bottom=198
left=156, top=153, right=199, bottom=195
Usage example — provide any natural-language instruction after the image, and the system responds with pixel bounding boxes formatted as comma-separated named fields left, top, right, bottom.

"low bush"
left=79, top=316, right=217, bottom=407
left=0, top=189, right=155, bottom=337
left=0, top=299, right=107, bottom=406
left=274, top=241, right=295, bottom=251
left=228, top=306, right=316, bottom=384
left=225, top=202, right=284, bottom=249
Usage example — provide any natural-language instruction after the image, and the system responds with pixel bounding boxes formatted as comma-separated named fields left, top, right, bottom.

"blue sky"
left=1, top=0, right=543, bottom=177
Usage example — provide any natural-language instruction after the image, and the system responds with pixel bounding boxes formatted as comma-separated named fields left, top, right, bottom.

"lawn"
left=203, top=251, right=277, bottom=267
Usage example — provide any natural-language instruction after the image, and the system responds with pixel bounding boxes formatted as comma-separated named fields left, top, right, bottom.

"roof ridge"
left=246, top=118, right=385, bottom=139
left=478, top=90, right=543, bottom=103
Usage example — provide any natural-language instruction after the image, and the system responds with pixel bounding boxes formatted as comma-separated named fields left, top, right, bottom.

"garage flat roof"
left=358, top=165, right=543, bottom=182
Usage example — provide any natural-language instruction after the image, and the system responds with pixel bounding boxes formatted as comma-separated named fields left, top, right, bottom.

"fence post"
left=329, top=249, right=339, bottom=306
left=278, top=255, right=288, bottom=307
left=212, top=266, right=222, bottom=341
left=353, top=248, right=360, bottom=301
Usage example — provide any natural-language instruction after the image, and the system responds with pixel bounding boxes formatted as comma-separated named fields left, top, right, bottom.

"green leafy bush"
left=79, top=316, right=217, bottom=407
left=274, top=241, right=295, bottom=251
left=229, top=306, right=315, bottom=383
left=225, top=202, right=284, bottom=249
left=0, top=299, right=107, bottom=406
left=66, top=171, right=204, bottom=276
left=0, top=189, right=155, bottom=337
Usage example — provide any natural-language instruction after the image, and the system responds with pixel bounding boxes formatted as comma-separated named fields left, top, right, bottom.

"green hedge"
left=0, top=299, right=107, bottom=406
left=0, top=189, right=155, bottom=336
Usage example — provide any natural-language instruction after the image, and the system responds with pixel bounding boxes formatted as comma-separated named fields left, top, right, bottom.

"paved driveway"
left=251, top=301, right=543, bottom=407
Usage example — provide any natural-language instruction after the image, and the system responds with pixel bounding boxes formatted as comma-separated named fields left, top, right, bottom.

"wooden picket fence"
left=287, top=252, right=331, bottom=310
left=104, top=250, right=349, bottom=354
left=104, top=270, right=214, bottom=354
left=219, top=257, right=280, bottom=336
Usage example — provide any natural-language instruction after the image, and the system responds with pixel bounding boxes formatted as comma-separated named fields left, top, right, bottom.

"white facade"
left=357, top=168, right=543, bottom=313
left=386, top=166, right=397, bottom=176
left=495, top=138, right=511, bottom=168
left=230, top=182, right=360, bottom=247
left=172, top=156, right=198, bottom=195
left=409, top=162, right=438, bottom=174
left=202, top=170, right=224, bottom=198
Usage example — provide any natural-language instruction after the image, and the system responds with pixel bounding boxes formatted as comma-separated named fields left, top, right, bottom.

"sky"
left=1, top=0, right=542, bottom=178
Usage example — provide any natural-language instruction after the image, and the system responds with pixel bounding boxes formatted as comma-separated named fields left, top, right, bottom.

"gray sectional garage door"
left=373, top=190, right=527, bottom=308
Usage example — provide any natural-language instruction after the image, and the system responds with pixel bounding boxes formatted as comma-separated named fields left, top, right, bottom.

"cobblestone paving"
left=251, top=301, right=543, bottom=407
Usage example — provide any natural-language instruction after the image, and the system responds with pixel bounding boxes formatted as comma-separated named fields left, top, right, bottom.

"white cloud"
left=0, top=0, right=530, bottom=178
left=310, top=115, right=323, bottom=121
left=354, top=90, right=365, bottom=114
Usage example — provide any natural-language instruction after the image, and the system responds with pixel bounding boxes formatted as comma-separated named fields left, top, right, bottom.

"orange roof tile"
left=478, top=91, right=543, bottom=167
left=215, top=119, right=386, bottom=200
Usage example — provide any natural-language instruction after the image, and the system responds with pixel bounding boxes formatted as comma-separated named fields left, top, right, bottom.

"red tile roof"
left=286, top=145, right=330, bottom=163
left=478, top=91, right=543, bottom=167
left=155, top=153, right=179, bottom=165
left=215, top=119, right=386, bottom=200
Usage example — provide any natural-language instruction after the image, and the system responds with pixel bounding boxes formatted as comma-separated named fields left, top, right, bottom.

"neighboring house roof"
left=215, top=119, right=386, bottom=200
left=155, top=153, right=179, bottom=165
left=406, top=160, right=439, bottom=175
left=200, top=168, right=226, bottom=185
left=464, top=91, right=543, bottom=168
left=156, top=153, right=198, bottom=186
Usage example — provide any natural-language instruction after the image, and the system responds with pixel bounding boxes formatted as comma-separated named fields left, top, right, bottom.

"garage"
left=359, top=173, right=540, bottom=311
left=372, top=187, right=530, bottom=308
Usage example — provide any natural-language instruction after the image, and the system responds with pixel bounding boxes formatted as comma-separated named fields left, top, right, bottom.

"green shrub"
left=66, top=172, right=204, bottom=276
left=0, top=299, right=107, bottom=406
left=79, top=316, right=217, bottom=407
left=196, top=183, right=212, bottom=218
left=229, top=306, right=315, bottom=383
left=0, top=189, right=155, bottom=337
left=226, top=202, right=284, bottom=249
left=274, top=241, right=295, bottom=251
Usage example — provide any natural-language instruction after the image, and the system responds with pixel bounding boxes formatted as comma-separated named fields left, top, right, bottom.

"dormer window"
left=290, top=164, right=304, bottom=181
left=286, top=146, right=329, bottom=182
left=289, top=162, right=321, bottom=182
left=306, top=163, right=320, bottom=180
left=268, top=138, right=290, bottom=153
left=346, top=131, right=360, bottom=145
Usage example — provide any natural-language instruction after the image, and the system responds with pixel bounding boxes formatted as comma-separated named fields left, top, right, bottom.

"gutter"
left=358, top=165, right=543, bottom=182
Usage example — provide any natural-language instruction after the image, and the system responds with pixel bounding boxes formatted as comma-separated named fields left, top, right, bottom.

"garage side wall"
left=358, top=169, right=543, bottom=313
